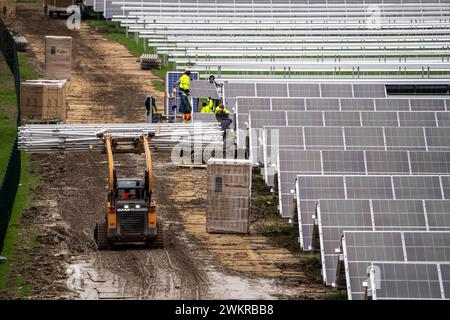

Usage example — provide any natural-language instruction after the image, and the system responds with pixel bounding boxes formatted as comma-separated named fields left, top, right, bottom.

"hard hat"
left=185, top=70, right=191, bottom=75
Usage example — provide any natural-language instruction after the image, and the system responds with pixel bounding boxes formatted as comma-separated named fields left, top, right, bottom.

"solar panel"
left=304, top=127, right=344, bottom=150
left=224, top=82, right=256, bottom=98
left=322, top=150, right=366, bottom=175
left=360, top=112, right=398, bottom=127
left=375, top=99, right=410, bottom=111
left=287, top=83, right=321, bottom=97
left=305, top=98, right=340, bottom=111
left=441, top=264, right=450, bottom=299
left=426, top=128, right=450, bottom=151
left=248, top=110, right=287, bottom=164
left=286, top=112, right=325, bottom=127
left=262, top=126, right=304, bottom=185
left=399, top=112, right=437, bottom=127
left=324, top=112, right=361, bottom=127
left=320, top=84, right=353, bottom=98
left=189, top=80, right=219, bottom=99
left=342, top=231, right=450, bottom=300
left=410, top=99, right=446, bottom=111
left=340, top=99, right=375, bottom=111
left=425, top=200, right=450, bottom=230
left=365, top=150, right=410, bottom=174
left=367, top=262, right=449, bottom=300
left=437, top=112, right=450, bottom=127
left=256, top=83, right=288, bottom=97
left=345, top=176, right=394, bottom=199
left=344, top=127, right=385, bottom=150
left=234, top=97, right=270, bottom=114
left=384, top=127, right=426, bottom=151
left=352, top=84, right=386, bottom=98
left=271, top=98, right=305, bottom=110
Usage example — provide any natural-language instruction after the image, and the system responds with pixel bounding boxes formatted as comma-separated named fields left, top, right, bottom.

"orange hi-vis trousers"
left=183, top=113, right=192, bottom=122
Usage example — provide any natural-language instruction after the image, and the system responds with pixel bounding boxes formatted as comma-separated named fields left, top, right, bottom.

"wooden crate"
left=206, top=159, right=252, bottom=234
left=45, top=36, right=72, bottom=80
left=20, top=80, right=67, bottom=123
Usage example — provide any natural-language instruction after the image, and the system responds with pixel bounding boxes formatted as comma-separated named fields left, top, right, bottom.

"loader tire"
left=94, top=222, right=112, bottom=250
left=146, top=221, right=164, bottom=249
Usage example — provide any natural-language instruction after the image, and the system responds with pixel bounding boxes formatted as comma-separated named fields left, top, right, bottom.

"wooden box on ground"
left=20, top=79, right=67, bottom=123
left=207, top=159, right=252, bottom=234
left=45, top=36, right=72, bottom=80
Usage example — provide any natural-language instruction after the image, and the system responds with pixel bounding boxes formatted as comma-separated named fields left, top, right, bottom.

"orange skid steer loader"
left=94, top=131, right=162, bottom=250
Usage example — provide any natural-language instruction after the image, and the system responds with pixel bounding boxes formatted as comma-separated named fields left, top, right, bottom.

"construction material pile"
left=140, top=54, right=161, bottom=70
left=18, top=122, right=224, bottom=152
left=206, top=159, right=252, bottom=234
left=20, top=79, right=67, bottom=123
left=45, top=36, right=72, bottom=80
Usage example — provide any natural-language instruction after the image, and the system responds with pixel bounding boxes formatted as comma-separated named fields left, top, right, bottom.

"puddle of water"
left=66, top=257, right=136, bottom=300
left=205, top=271, right=294, bottom=300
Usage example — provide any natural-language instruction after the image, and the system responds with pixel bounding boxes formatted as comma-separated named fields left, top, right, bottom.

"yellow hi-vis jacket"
left=208, top=99, right=215, bottom=111
left=214, top=106, right=230, bottom=115
left=178, top=74, right=190, bottom=90
left=201, top=105, right=212, bottom=113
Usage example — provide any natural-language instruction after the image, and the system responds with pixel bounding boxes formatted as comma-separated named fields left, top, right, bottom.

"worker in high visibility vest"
left=200, top=102, right=212, bottom=113
left=179, top=90, right=192, bottom=122
left=215, top=104, right=232, bottom=138
left=176, top=70, right=191, bottom=94
left=207, top=97, right=216, bottom=112
left=214, top=104, right=230, bottom=117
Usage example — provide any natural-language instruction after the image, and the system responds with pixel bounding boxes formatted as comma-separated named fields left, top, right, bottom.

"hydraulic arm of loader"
left=104, top=136, right=117, bottom=230
left=142, top=133, right=157, bottom=232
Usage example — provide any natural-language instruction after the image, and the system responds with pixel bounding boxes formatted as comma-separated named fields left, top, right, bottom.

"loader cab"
left=116, top=179, right=145, bottom=201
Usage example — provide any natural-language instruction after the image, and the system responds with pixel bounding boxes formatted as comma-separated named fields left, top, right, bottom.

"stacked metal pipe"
left=18, top=122, right=224, bottom=153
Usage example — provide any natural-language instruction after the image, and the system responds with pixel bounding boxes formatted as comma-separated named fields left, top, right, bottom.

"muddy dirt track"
left=1, top=4, right=332, bottom=300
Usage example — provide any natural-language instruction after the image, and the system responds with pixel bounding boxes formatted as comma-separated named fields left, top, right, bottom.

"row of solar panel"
left=273, top=150, right=450, bottom=233
left=235, top=99, right=450, bottom=134
left=316, top=199, right=450, bottom=287
left=227, top=82, right=389, bottom=99
left=340, top=231, right=450, bottom=299
left=233, top=83, right=450, bottom=299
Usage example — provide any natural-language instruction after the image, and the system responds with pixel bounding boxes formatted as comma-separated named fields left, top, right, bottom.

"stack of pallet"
left=19, top=35, right=72, bottom=123
left=20, top=80, right=67, bottom=123
left=206, top=159, right=252, bottom=234
left=140, top=54, right=161, bottom=70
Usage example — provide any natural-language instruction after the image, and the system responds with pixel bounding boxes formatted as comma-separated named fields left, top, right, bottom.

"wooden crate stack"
left=20, top=80, right=67, bottom=123
left=206, top=159, right=252, bottom=234
left=45, top=35, right=72, bottom=80
left=140, top=54, right=161, bottom=70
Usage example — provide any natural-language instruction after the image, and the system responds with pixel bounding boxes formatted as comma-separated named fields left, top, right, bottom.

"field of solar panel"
left=3, top=0, right=450, bottom=303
